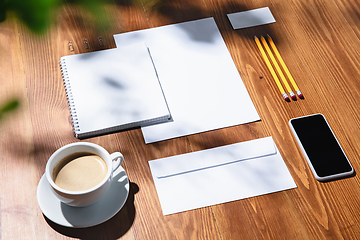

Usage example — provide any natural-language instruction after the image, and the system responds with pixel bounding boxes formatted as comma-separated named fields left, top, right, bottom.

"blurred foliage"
left=0, top=99, right=20, bottom=121
left=0, top=1, right=114, bottom=120
left=0, top=1, right=98, bottom=121
left=0, top=0, right=112, bottom=34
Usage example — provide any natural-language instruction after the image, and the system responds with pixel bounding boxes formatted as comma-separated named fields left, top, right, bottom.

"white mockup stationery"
left=114, top=18, right=260, bottom=143
left=59, top=43, right=170, bottom=139
left=227, top=7, right=276, bottom=29
left=149, top=137, right=297, bottom=215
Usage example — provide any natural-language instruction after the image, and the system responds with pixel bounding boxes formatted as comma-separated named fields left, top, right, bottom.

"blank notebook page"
left=60, top=43, right=170, bottom=138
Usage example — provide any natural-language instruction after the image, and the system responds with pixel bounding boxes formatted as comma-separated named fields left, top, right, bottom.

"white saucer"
left=37, top=166, right=129, bottom=228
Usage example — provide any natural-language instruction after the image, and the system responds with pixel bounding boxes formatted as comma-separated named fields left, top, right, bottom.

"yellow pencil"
left=260, top=36, right=296, bottom=100
left=254, top=36, right=289, bottom=101
left=267, top=34, right=304, bottom=99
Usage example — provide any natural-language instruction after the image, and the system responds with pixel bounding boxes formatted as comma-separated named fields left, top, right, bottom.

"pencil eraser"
left=296, top=90, right=304, bottom=99
left=289, top=91, right=296, bottom=101
left=282, top=93, right=290, bottom=102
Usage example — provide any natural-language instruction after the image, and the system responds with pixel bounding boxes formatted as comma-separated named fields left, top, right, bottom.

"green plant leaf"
left=0, top=0, right=7, bottom=22
left=0, top=99, right=20, bottom=121
left=2, top=0, right=114, bottom=33
left=8, top=0, right=60, bottom=33
left=0, top=99, right=20, bottom=114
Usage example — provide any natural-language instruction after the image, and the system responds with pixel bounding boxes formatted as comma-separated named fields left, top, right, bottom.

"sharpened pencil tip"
left=254, top=36, right=258, bottom=40
left=267, top=34, right=271, bottom=38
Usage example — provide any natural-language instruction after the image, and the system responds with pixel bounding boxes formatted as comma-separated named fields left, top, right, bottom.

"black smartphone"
left=289, top=114, right=354, bottom=181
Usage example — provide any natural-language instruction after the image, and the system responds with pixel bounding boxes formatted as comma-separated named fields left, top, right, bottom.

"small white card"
left=227, top=7, right=276, bottom=29
left=149, top=137, right=297, bottom=215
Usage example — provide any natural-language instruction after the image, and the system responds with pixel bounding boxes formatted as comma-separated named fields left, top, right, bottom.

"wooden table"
left=1, top=0, right=360, bottom=239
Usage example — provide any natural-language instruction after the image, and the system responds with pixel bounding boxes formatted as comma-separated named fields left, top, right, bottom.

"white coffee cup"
left=45, top=142, right=124, bottom=207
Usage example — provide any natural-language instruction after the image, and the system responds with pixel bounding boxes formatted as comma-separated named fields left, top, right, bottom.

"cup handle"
left=109, top=152, right=124, bottom=173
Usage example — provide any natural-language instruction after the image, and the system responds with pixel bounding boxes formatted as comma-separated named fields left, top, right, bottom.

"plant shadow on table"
left=139, top=0, right=276, bottom=40
left=44, top=181, right=139, bottom=240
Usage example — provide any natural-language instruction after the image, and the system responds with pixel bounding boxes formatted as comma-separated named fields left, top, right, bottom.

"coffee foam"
left=54, top=154, right=108, bottom=192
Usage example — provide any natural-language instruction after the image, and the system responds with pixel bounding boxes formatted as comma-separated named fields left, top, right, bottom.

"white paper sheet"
left=227, top=7, right=276, bottom=29
left=149, top=137, right=297, bottom=215
left=114, top=18, right=260, bottom=143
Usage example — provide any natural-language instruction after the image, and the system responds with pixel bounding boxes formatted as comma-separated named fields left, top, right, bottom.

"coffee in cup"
left=45, top=142, right=124, bottom=207
left=53, top=153, right=108, bottom=192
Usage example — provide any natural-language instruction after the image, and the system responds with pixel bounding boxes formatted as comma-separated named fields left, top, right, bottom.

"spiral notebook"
left=59, top=43, right=170, bottom=139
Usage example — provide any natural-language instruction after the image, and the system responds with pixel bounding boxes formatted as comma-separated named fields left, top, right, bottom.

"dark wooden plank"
left=268, top=1, right=360, bottom=238
left=108, top=1, right=223, bottom=239
left=0, top=19, right=39, bottom=239
left=2, top=0, right=360, bottom=239
left=194, top=0, right=360, bottom=239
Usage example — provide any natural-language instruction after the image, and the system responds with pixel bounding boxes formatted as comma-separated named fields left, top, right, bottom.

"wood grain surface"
left=1, top=0, right=360, bottom=239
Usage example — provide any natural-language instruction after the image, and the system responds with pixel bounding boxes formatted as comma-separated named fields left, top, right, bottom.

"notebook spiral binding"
left=59, top=59, right=81, bottom=136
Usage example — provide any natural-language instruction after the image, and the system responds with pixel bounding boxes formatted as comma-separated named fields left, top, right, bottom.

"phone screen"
left=290, top=114, right=353, bottom=180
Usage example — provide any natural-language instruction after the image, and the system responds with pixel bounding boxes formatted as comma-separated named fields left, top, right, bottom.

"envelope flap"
left=149, top=137, right=277, bottom=178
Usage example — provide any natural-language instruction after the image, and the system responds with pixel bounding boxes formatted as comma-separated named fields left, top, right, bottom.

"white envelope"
left=149, top=137, right=297, bottom=215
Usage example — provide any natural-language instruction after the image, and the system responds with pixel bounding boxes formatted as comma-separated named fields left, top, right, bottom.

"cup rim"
left=45, top=142, right=112, bottom=195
